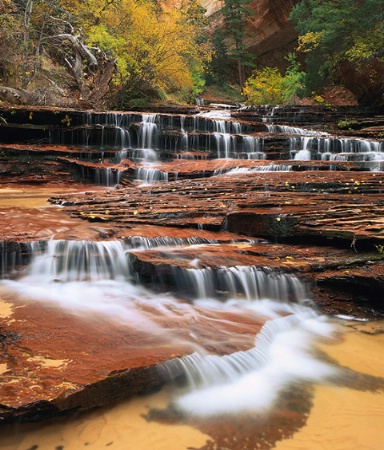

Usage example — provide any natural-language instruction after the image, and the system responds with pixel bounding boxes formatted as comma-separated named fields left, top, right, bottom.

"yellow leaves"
left=75, top=0, right=209, bottom=98
left=297, top=32, right=323, bottom=53
left=242, top=67, right=285, bottom=105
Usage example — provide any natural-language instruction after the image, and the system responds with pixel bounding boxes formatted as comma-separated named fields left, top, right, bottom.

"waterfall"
left=242, top=136, right=265, bottom=159
left=267, top=125, right=327, bottom=136
left=124, top=235, right=219, bottom=250
left=158, top=310, right=337, bottom=417
left=139, top=114, right=158, bottom=149
left=0, top=237, right=340, bottom=419
left=136, top=167, right=169, bottom=184
left=0, top=241, right=37, bottom=278
left=47, top=110, right=383, bottom=174
left=214, top=164, right=292, bottom=176
left=171, top=265, right=308, bottom=303
left=214, top=133, right=236, bottom=158
left=26, top=240, right=131, bottom=282
left=289, top=135, right=384, bottom=165
left=95, top=168, right=123, bottom=186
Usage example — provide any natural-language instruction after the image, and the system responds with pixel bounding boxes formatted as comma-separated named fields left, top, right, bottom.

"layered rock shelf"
left=1, top=105, right=384, bottom=425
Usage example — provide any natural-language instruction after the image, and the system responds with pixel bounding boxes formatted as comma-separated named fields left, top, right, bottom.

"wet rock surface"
left=0, top=105, right=384, bottom=426
left=0, top=293, right=263, bottom=424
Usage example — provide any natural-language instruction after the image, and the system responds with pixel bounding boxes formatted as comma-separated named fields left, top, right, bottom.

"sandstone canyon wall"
left=202, top=0, right=299, bottom=71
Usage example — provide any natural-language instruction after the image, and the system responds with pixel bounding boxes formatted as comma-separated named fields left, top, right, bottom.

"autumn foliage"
left=0, top=0, right=211, bottom=108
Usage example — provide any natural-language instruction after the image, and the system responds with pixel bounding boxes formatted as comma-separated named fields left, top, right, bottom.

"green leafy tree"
left=282, top=53, right=306, bottom=104
left=242, top=55, right=306, bottom=105
left=221, top=0, right=255, bottom=86
left=209, top=28, right=230, bottom=84
left=290, top=0, right=384, bottom=93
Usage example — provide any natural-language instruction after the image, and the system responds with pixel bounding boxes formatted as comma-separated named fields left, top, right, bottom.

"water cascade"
left=25, top=240, right=131, bottom=282
left=47, top=110, right=384, bottom=187
left=290, top=135, right=384, bottom=164
left=138, top=114, right=158, bottom=150
left=171, top=265, right=307, bottom=302
left=160, top=312, right=336, bottom=417
left=1, top=240, right=337, bottom=413
left=3, top=106, right=384, bottom=448
left=136, top=167, right=169, bottom=184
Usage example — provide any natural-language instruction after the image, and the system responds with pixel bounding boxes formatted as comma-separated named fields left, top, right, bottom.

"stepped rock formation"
left=0, top=105, right=384, bottom=432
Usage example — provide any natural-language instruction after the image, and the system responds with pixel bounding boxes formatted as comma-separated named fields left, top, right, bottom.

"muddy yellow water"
left=1, top=187, right=383, bottom=449
left=0, top=187, right=57, bottom=208
left=275, top=321, right=384, bottom=450
left=1, top=320, right=383, bottom=450
left=0, top=186, right=95, bottom=209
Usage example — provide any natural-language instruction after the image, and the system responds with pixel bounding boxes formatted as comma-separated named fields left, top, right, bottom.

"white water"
left=166, top=312, right=336, bottom=417
left=267, top=124, right=327, bottom=136
left=136, top=166, right=169, bottom=184
left=49, top=111, right=384, bottom=181
left=139, top=114, right=158, bottom=149
left=214, top=164, right=292, bottom=176
left=0, top=239, right=341, bottom=420
left=289, top=134, right=384, bottom=165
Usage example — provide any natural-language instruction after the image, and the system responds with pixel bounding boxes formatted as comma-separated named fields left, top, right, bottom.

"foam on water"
left=165, top=311, right=337, bottom=417
left=0, top=239, right=339, bottom=419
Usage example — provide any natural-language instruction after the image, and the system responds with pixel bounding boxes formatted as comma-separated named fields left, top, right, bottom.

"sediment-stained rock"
left=1, top=105, right=384, bottom=426
left=0, top=287, right=263, bottom=423
left=50, top=170, right=384, bottom=247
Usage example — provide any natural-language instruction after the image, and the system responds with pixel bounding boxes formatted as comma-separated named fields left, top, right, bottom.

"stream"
left=0, top=106, right=384, bottom=449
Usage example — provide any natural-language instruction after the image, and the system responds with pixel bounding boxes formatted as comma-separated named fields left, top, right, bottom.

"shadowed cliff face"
left=203, top=0, right=299, bottom=71
left=338, top=60, right=384, bottom=108
left=245, top=0, right=298, bottom=68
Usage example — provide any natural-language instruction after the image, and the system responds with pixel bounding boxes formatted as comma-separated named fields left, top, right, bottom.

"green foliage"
left=208, top=28, right=230, bottom=83
left=290, top=0, right=384, bottom=92
left=242, top=67, right=285, bottom=105
left=219, top=0, right=255, bottom=86
left=375, top=244, right=384, bottom=255
left=337, top=119, right=358, bottom=130
left=281, top=53, right=306, bottom=103
left=242, top=55, right=306, bottom=105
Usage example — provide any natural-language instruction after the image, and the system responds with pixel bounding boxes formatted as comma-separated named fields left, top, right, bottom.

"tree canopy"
left=1, top=0, right=383, bottom=108
left=0, top=0, right=211, bottom=108
left=290, top=0, right=384, bottom=93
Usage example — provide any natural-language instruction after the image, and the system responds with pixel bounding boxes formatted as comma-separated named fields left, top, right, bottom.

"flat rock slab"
left=0, top=290, right=264, bottom=423
left=50, top=170, right=384, bottom=246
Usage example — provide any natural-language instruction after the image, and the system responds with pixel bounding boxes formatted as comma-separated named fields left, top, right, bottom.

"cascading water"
left=170, top=265, right=307, bottom=302
left=1, top=236, right=337, bottom=424
left=287, top=130, right=384, bottom=166
left=0, top=237, right=341, bottom=421
left=138, top=114, right=158, bottom=150
left=48, top=110, right=384, bottom=183
left=2, top=108, right=384, bottom=449
left=26, top=240, right=131, bottom=282
left=160, top=312, right=336, bottom=417
left=136, top=167, right=169, bottom=184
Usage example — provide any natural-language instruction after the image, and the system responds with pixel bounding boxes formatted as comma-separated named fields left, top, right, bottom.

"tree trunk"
left=53, top=33, right=116, bottom=108
left=0, top=86, right=35, bottom=104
